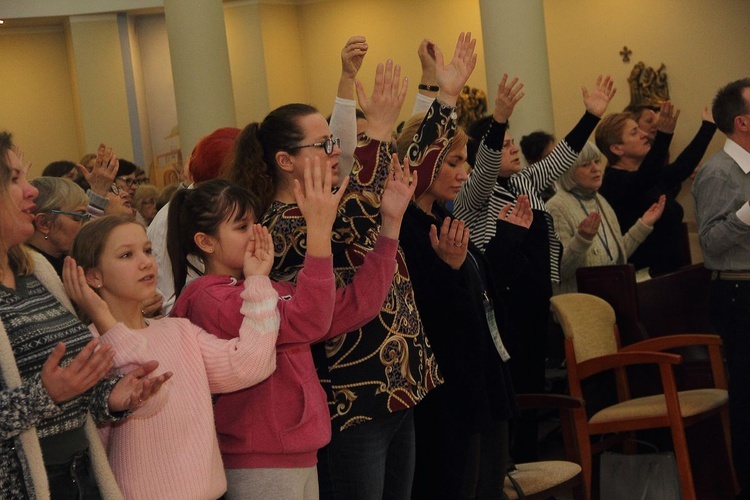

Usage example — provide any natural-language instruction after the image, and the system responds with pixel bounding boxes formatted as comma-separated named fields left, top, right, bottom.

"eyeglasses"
left=292, top=137, right=341, bottom=156
left=116, top=177, right=137, bottom=187
left=48, top=209, right=93, bottom=223
left=111, top=183, right=122, bottom=195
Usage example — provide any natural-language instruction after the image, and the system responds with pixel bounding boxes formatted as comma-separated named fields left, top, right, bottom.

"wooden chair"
left=504, top=394, right=586, bottom=500
left=549, top=293, right=736, bottom=500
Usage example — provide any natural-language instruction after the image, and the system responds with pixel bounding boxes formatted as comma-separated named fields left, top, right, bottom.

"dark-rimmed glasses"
left=116, top=177, right=137, bottom=187
left=292, top=137, right=341, bottom=156
left=48, top=209, right=93, bottom=223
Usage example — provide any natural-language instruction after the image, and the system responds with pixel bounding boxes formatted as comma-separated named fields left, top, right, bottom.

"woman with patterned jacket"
left=0, top=132, right=167, bottom=499
left=223, top=33, right=477, bottom=500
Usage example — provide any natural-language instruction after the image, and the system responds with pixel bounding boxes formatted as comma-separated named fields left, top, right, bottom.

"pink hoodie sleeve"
left=325, top=235, right=398, bottom=339
left=196, top=275, right=280, bottom=394
left=274, top=235, right=398, bottom=343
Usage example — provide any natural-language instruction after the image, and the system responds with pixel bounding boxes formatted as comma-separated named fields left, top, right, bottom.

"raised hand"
left=294, top=158, right=349, bottom=257
left=493, top=74, right=525, bottom=123
left=497, top=194, right=532, bottom=228
left=243, top=224, right=275, bottom=277
left=577, top=212, right=601, bottom=240
left=417, top=39, right=438, bottom=90
left=429, top=217, right=470, bottom=270
left=582, top=75, right=616, bottom=117
left=435, top=32, right=478, bottom=106
left=701, top=105, right=715, bottom=124
left=656, top=101, right=680, bottom=134
left=341, top=36, right=367, bottom=80
left=41, top=339, right=115, bottom=404
left=108, top=360, right=173, bottom=413
left=77, top=144, right=119, bottom=196
left=642, top=194, right=666, bottom=226
left=356, top=59, right=408, bottom=142
left=380, top=155, right=418, bottom=239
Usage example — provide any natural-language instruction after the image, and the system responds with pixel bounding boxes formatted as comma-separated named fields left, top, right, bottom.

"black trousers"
left=709, top=279, right=750, bottom=498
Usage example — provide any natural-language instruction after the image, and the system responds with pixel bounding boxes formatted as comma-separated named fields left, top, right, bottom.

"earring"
left=43, top=233, right=49, bottom=240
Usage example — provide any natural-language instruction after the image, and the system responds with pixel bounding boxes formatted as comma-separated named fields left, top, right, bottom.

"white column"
left=163, top=0, right=236, bottom=154
left=479, top=0, right=555, bottom=135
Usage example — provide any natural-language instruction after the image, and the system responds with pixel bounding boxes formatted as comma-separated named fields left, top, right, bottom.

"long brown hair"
left=0, top=131, right=33, bottom=276
left=224, top=103, right=318, bottom=214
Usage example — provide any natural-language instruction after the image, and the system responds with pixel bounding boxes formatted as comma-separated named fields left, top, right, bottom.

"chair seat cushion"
left=589, top=388, right=727, bottom=424
left=504, top=461, right=582, bottom=499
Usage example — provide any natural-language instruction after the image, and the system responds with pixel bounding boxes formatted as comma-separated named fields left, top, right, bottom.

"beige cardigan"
left=0, top=251, right=123, bottom=499
left=547, top=189, right=653, bottom=295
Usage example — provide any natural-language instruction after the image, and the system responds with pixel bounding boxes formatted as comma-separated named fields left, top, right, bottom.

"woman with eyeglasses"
left=27, top=177, right=92, bottom=277
left=224, top=33, right=476, bottom=500
left=0, top=131, right=169, bottom=500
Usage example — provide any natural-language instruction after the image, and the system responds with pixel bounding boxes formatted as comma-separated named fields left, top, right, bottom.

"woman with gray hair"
left=546, top=141, right=665, bottom=294
left=26, top=177, right=91, bottom=277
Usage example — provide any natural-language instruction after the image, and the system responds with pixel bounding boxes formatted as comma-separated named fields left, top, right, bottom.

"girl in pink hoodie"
left=169, top=160, right=415, bottom=499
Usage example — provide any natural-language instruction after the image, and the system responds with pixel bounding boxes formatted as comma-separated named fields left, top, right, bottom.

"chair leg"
left=670, top=423, right=697, bottom=500
left=720, top=406, right=740, bottom=495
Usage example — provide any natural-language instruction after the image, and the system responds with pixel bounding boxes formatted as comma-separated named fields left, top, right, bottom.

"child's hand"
left=293, top=158, right=349, bottom=257
left=63, top=256, right=109, bottom=317
left=244, top=224, right=275, bottom=277
left=380, top=155, right=418, bottom=239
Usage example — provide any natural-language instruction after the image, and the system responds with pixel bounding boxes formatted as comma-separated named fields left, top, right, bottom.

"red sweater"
left=171, top=236, right=398, bottom=468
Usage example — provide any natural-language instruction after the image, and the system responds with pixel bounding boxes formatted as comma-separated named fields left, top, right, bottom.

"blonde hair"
left=0, top=132, right=34, bottom=276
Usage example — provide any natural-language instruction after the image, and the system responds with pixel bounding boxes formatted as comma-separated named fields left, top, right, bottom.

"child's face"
left=94, top=223, right=157, bottom=302
left=209, top=209, right=256, bottom=277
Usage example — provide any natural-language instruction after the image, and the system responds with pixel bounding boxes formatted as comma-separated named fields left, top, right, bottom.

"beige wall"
left=0, top=27, right=80, bottom=178
left=67, top=15, right=134, bottom=160
left=259, top=3, right=310, bottom=111
left=224, top=1, right=271, bottom=125
left=292, top=0, right=486, bottom=123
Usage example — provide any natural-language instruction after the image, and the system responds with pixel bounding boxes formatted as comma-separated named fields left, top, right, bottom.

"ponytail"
left=226, top=104, right=319, bottom=214
left=166, top=180, right=261, bottom=298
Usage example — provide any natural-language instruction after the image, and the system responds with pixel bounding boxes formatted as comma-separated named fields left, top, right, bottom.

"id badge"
left=483, top=295, right=510, bottom=362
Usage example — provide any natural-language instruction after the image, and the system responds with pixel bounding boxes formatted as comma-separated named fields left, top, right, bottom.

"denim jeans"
left=709, top=279, right=750, bottom=498
left=319, top=408, right=415, bottom=500
left=46, top=451, right=102, bottom=500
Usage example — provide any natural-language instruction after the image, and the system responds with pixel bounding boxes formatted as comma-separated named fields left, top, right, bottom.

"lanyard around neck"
left=571, top=193, right=615, bottom=263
